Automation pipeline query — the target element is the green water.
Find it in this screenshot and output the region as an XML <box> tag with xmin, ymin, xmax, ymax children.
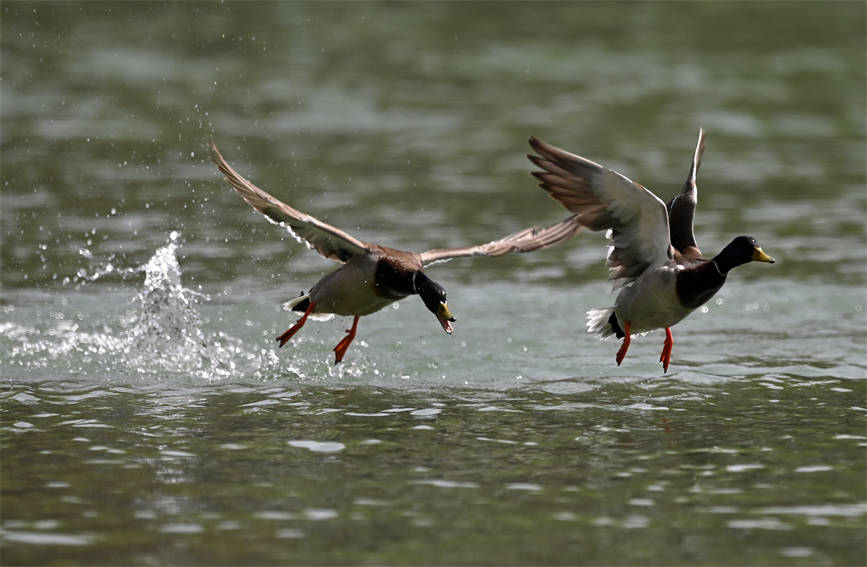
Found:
<box><xmin>2</xmin><ymin>2</ymin><xmax>865</xmax><ymax>565</ymax></box>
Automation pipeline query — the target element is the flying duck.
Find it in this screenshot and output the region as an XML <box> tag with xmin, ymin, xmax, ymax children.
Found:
<box><xmin>527</xmin><ymin>129</ymin><xmax>775</xmax><ymax>372</ymax></box>
<box><xmin>210</xmin><ymin>139</ymin><xmax>582</xmax><ymax>363</ymax></box>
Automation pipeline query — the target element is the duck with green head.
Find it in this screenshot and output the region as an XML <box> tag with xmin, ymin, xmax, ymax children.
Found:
<box><xmin>528</xmin><ymin>129</ymin><xmax>775</xmax><ymax>372</ymax></box>
<box><xmin>209</xmin><ymin>139</ymin><xmax>582</xmax><ymax>363</ymax></box>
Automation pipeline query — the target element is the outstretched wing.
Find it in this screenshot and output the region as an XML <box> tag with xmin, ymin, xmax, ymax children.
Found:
<box><xmin>417</xmin><ymin>214</ymin><xmax>583</xmax><ymax>266</ymax></box>
<box><xmin>667</xmin><ymin>128</ymin><xmax>705</xmax><ymax>256</ymax></box>
<box><xmin>527</xmin><ymin>136</ymin><xmax>672</xmax><ymax>290</ymax></box>
<box><xmin>209</xmin><ymin>139</ymin><xmax>371</xmax><ymax>263</ymax></box>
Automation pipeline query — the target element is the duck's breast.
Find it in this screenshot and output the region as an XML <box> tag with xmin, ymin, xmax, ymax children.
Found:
<box><xmin>615</xmin><ymin>265</ymin><xmax>696</xmax><ymax>333</ymax></box>
<box><xmin>309</xmin><ymin>255</ymin><xmax>399</xmax><ymax>316</ymax></box>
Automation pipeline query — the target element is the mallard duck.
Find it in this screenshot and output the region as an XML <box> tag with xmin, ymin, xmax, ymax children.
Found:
<box><xmin>527</xmin><ymin>129</ymin><xmax>774</xmax><ymax>372</ymax></box>
<box><xmin>210</xmin><ymin>139</ymin><xmax>582</xmax><ymax>363</ymax></box>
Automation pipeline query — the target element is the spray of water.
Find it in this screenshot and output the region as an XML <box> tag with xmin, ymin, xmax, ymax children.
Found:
<box><xmin>3</xmin><ymin>231</ymin><xmax>291</xmax><ymax>382</ymax></box>
<box><xmin>122</xmin><ymin>231</ymin><xmax>211</xmax><ymax>370</ymax></box>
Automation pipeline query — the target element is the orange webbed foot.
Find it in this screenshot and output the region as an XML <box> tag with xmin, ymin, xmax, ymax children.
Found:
<box><xmin>615</xmin><ymin>321</ymin><xmax>631</xmax><ymax>366</ymax></box>
<box><xmin>277</xmin><ymin>301</ymin><xmax>317</xmax><ymax>347</ymax></box>
<box><xmin>333</xmin><ymin>316</ymin><xmax>360</xmax><ymax>364</ymax></box>
<box><xmin>659</xmin><ymin>327</ymin><xmax>673</xmax><ymax>373</ymax></box>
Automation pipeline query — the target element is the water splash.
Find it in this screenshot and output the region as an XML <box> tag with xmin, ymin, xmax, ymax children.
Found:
<box><xmin>3</xmin><ymin>231</ymin><xmax>287</xmax><ymax>382</ymax></box>
<box><xmin>120</xmin><ymin>231</ymin><xmax>228</xmax><ymax>378</ymax></box>
<box><xmin>124</xmin><ymin>231</ymin><xmax>207</xmax><ymax>359</ymax></box>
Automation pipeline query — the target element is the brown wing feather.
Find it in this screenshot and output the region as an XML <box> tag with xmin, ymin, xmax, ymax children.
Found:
<box><xmin>209</xmin><ymin>139</ymin><xmax>371</xmax><ymax>263</ymax></box>
<box><xmin>418</xmin><ymin>214</ymin><xmax>582</xmax><ymax>266</ymax></box>
<box><xmin>528</xmin><ymin>136</ymin><xmax>673</xmax><ymax>290</ymax></box>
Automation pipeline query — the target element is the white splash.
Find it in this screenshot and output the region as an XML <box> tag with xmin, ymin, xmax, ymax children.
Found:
<box><xmin>4</xmin><ymin>231</ymin><xmax>288</xmax><ymax>382</ymax></box>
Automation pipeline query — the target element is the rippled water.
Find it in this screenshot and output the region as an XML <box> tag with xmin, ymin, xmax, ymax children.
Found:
<box><xmin>2</xmin><ymin>3</ymin><xmax>866</xmax><ymax>565</ymax></box>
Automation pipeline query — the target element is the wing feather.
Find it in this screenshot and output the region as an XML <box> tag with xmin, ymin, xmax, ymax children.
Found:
<box><xmin>209</xmin><ymin>139</ymin><xmax>371</xmax><ymax>263</ymax></box>
<box><xmin>528</xmin><ymin>136</ymin><xmax>672</xmax><ymax>289</ymax></box>
<box><xmin>667</xmin><ymin>128</ymin><xmax>705</xmax><ymax>255</ymax></box>
<box><xmin>418</xmin><ymin>214</ymin><xmax>582</xmax><ymax>266</ymax></box>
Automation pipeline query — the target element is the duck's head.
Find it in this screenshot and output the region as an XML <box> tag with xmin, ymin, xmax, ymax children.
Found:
<box><xmin>716</xmin><ymin>236</ymin><xmax>775</xmax><ymax>273</ymax></box>
<box><xmin>414</xmin><ymin>272</ymin><xmax>455</xmax><ymax>334</ymax></box>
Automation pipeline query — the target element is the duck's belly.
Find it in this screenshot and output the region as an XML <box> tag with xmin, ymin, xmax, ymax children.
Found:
<box><xmin>309</xmin><ymin>261</ymin><xmax>402</xmax><ymax>317</ymax></box>
<box><xmin>614</xmin><ymin>269</ymin><xmax>694</xmax><ymax>333</ymax></box>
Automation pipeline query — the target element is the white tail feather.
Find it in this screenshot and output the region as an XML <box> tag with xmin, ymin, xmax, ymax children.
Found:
<box><xmin>586</xmin><ymin>307</ymin><xmax>616</xmax><ymax>339</ymax></box>
<box><xmin>283</xmin><ymin>294</ymin><xmax>308</xmax><ymax>311</ymax></box>
<box><xmin>282</xmin><ymin>293</ymin><xmax>334</xmax><ymax>322</ymax></box>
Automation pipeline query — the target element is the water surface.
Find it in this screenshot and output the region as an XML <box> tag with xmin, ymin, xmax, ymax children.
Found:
<box><xmin>2</xmin><ymin>3</ymin><xmax>865</xmax><ymax>565</ymax></box>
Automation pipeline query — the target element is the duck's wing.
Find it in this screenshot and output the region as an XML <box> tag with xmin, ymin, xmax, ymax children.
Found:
<box><xmin>418</xmin><ymin>214</ymin><xmax>583</xmax><ymax>267</ymax></box>
<box><xmin>666</xmin><ymin>128</ymin><xmax>705</xmax><ymax>256</ymax></box>
<box><xmin>528</xmin><ymin>137</ymin><xmax>673</xmax><ymax>290</ymax></box>
<box><xmin>209</xmin><ymin>139</ymin><xmax>371</xmax><ymax>263</ymax></box>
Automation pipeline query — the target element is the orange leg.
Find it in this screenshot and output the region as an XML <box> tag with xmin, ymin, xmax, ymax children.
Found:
<box><xmin>660</xmin><ymin>327</ymin><xmax>673</xmax><ymax>373</ymax></box>
<box><xmin>276</xmin><ymin>301</ymin><xmax>317</xmax><ymax>347</ymax></box>
<box><xmin>615</xmin><ymin>321</ymin><xmax>631</xmax><ymax>366</ymax></box>
<box><xmin>333</xmin><ymin>316</ymin><xmax>360</xmax><ymax>364</ymax></box>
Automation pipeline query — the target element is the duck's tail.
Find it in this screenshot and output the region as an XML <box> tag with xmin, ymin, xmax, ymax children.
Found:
<box><xmin>586</xmin><ymin>307</ymin><xmax>625</xmax><ymax>339</ymax></box>
<box><xmin>283</xmin><ymin>292</ymin><xmax>334</xmax><ymax>321</ymax></box>
<box><xmin>284</xmin><ymin>293</ymin><xmax>311</xmax><ymax>313</ymax></box>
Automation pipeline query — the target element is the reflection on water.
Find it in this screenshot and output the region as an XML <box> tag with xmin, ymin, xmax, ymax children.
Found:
<box><xmin>2</xmin><ymin>381</ymin><xmax>865</xmax><ymax>565</ymax></box>
<box><xmin>1</xmin><ymin>1</ymin><xmax>865</xmax><ymax>565</ymax></box>
<box><xmin>1</xmin><ymin>241</ymin><xmax>865</xmax><ymax>563</ymax></box>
